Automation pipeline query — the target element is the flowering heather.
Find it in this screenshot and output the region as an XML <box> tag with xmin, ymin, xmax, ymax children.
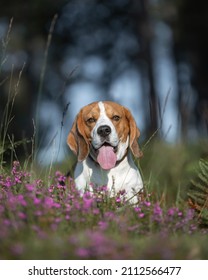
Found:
<box><xmin>0</xmin><ymin>161</ymin><xmax>208</xmax><ymax>259</ymax></box>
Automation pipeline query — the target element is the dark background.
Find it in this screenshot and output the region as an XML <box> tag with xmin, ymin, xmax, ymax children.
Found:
<box><xmin>0</xmin><ymin>0</ymin><xmax>207</xmax><ymax>164</ymax></box>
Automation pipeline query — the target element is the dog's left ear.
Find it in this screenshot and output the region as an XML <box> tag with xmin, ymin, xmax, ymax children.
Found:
<box><xmin>123</xmin><ymin>107</ymin><xmax>143</xmax><ymax>158</ymax></box>
<box><xmin>67</xmin><ymin>111</ymin><xmax>89</xmax><ymax>162</ymax></box>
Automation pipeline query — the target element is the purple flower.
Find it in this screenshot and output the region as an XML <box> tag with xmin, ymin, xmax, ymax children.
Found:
<box><xmin>53</xmin><ymin>202</ymin><xmax>61</xmax><ymax>208</ymax></box>
<box><xmin>144</xmin><ymin>201</ymin><xmax>151</xmax><ymax>207</ymax></box>
<box><xmin>116</xmin><ymin>197</ymin><xmax>121</xmax><ymax>203</ymax></box>
<box><xmin>138</xmin><ymin>212</ymin><xmax>145</xmax><ymax>218</ymax></box>
<box><xmin>3</xmin><ymin>219</ymin><xmax>11</xmax><ymax>226</ymax></box>
<box><xmin>44</xmin><ymin>197</ymin><xmax>54</xmax><ymax>208</ymax></box>
<box><xmin>34</xmin><ymin>210</ymin><xmax>43</xmax><ymax>216</ymax></box>
<box><xmin>11</xmin><ymin>243</ymin><xmax>24</xmax><ymax>256</ymax></box>
<box><xmin>4</xmin><ymin>177</ymin><xmax>14</xmax><ymax>188</ymax></box>
<box><xmin>83</xmin><ymin>197</ymin><xmax>93</xmax><ymax>210</ymax></box>
<box><xmin>17</xmin><ymin>194</ymin><xmax>27</xmax><ymax>206</ymax></box>
<box><xmin>33</xmin><ymin>197</ymin><xmax>41</xmax><ymax>205</ymax></box>
<box><xmin>54</xmin><ymin>217</ymin><xmax>62</xmax><ymax>223</ymax></box>
<box><xmin>154</xmin><ymin>203</ymin><xmax>163</xmax><ymax>216</ymax></box>
<box><xmin>98</xmin><ymin>221</ymin><xmax>108</xmax><ymax>230</ymax></box>
<box><xmin>104</xmin><ymin>211</ymin><xmax>116</xmax><ymax>219</ymax></box>
<box><xmin>76</xmin><ymin>248</ymin><xmax>89</xmax><ymax>258</ymax></box>
<box><xmin>185</xmin><ymin>208</ymin><xmax>195</xmax><ymax>220</ymax></box>
<box><xmin>134</xmin><ymin>207</ymin><xmax>141</xmax><ymax>212</ymax></box>
<box><xmin>18</xmin><ymin>212</ymin><xmax>27</xmax><ymax>219</ymax></box>
<box><xmin>167</xmin><ymin>207</ymin><xmax>176</xmax><ymax>216</ymax></box>
<box><xmin>14</xmin><ymin>176</ymin><xmax>22</xmax><ymax>184</ymax></box>
<box><xmin>48</xmin><ymin>185</ymin><xmax>54</xmax><ymax>193</ymax></box>
<box><xmin>11</xmin><ymin>161</ymin><xmax>20</xmax><ymax>174</ymax></box>
<box><xmin>119</xmin><ymin>189</ymin><xmax>126</xmax><ymax>196</ymax></box>
<box><xmin>152</xmin><ymin>203</ymin><xmax>163</xmax><ymax>222</ymax></box>
<box><xmin>65</xmin><ymin>203</ymin><xmax>72</xmax><ymax>211</ymax></box>
<box><xmin>92</xmin><ymin>209</ymin><xmax>100</xmax><ymax>215</ymax></box>
<box><xmin>65</xmin><ymin>214</ymin><xmax>70</xmax><ymax>220</ymax></box>
<box><xmin>35</xmin><ymin>179</ymin><xmax>43</xmax><ymax>186</ymax></box>
<box><xmin>97</xmin><ymin>185</ymin><xmax>108</xmax><ymax>192</ymax></box>
<box><xmin>25</xmin><ymin>184</ymin><xmax>35</xmax><ymax>191</ymax></box>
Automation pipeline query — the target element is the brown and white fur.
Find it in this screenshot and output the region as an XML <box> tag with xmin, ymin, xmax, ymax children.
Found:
<box><xmin>67</xmin><ymin>101</ymin><xmax>143</xmax><ymax>202</ymax></box>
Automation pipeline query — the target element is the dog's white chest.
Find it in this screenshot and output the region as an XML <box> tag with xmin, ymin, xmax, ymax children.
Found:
<box><xmin>74</xmin><ymin>152</ymin><xmax>143</xmax><ymax>199</ymax></box>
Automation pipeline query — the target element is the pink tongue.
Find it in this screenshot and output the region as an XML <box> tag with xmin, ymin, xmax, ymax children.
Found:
<box><xmin>97</xmin><ymin>145</ymin><xmax>117</xmax><ymax>170</ymax></box>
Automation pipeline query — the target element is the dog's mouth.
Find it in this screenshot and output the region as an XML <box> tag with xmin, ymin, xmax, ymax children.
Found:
<box><xmin>91</xmin><ymin>143</ymin><xmax>118</xmax><ymax>170</ymax></box>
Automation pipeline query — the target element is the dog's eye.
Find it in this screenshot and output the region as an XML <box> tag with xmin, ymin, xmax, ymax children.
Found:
<box><xmin>87</xmin><ymin>117</ymin><xmax>96</xmax><ymax>124</ymax></box>
<box><xmin>112</xmin><ymin>115</ymin><xmax>120</xmax><ymax>121</ymax></box>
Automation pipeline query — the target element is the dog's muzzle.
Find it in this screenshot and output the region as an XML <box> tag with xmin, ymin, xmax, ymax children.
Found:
<box><xmin>90</xmin><ymin>125</ymin><xmax>118</xmax><ymax>170</ymax></box>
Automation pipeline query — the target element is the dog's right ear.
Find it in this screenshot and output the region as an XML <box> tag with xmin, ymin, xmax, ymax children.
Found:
<box><xmin>123</xmin><ymin>106</ymin><xmax>143</xmax><ymax>159</ymax></box>
<box><xmin>67</xmin><ymin>112</ymin><xmax>89</xmax><ymax>162</ymax></box>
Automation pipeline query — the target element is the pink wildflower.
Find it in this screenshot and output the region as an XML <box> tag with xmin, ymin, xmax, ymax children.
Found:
<box><xmin>18</xmin><ymin>212</ymin><xmax>27</xmax><ymax>219</ymax></box>
<box><xmin>76</xmin><ymin>248</ymin><xmax>89</xmax><ymax>258</ymax></box>
<box><xmin>25</xmin><ymin>184</ymin><xmax>34</xmax><ymax>191</ymax></box>
<box><xmin>138</xmin><ymin>212</ymin><xmax>145</xmax><ymax>218</ymax></box>
<box><xmin>144</xmin><ymin>201</ymin><xmax>151</xmax><ymax>207</ymax></box>
<box><xmin>98</xmin><ymin>221</ymin><xmax>108</xmax><ymax>230</ymax></box>
<box><xmin>134</xmin><ymin>206</ymin><xmax>142</xmax><ymax>212</ymax></box>
<box><xmin>33</xmin><ymin>197</ymin><xmax>41</xmax><ymax>205</ymax></box>
<box><xmin>167</xmin><ymin>208</ymin><xmax>176</xmax><ymax>216</ymax></box>
<box><xmin>116</xmin><ymin>197</ymin><xmax>121</xmax><ymax>203</ymax></box>
<box><xmin>17</xmin><ymin>194</ymin><xmax>27</xmax><ymax>206</ymax></box>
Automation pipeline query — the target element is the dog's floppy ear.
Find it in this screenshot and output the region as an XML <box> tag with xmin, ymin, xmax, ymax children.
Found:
<box><xmin>67</xmin><ymin>111</ymin><xmax>89</xmax><ymax>162</ymax></box>
<box><xmin>123</xmin><ymin>107</ymin><xmax>143</xmax><ymax>158</ymax></box>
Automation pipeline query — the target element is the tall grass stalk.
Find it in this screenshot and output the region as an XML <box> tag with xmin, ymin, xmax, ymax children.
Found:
<box><xmin>34</xmin><ymin>14</ymin><xmax>58</xmax><ymax>160</ymax></box>
<box><xmin>0</xmin><ymin>19</ymin><xmax>12</xmax><ymax>166</ymax></box>
<box><xmin>0</xmin><ymin>61</ymin><xmax>25</xmax><ymax>166</ymax></box>
<box><xmin>0</xmin><ymin>18</ymin><xmax>13</xmax><ymax>74</ymax></box>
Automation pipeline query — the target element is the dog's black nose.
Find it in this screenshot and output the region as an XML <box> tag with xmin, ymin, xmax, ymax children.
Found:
<box><xmin>97</xmin><ymin>125</ymin><xmax>111</xmax><ymax>137</ymax></box>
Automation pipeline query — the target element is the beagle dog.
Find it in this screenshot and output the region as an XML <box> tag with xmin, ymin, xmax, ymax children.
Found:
<box><xmin>67</xmin><ymin>101</ymin><xmax>143</xmax><ymax>202</ymax></box>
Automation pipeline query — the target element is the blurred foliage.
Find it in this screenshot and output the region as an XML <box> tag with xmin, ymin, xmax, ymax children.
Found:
<box><xmin>188</xmin><ymin>159</ymin><xmax>208</xmax><ymax>227</ymax></box>
<box><xmin>140</xmin><ymin>140</ymin><xmax>207</xmax><ymax>202</ymax></box>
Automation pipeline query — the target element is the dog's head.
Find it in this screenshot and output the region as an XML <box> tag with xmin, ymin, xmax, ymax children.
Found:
<box><xmin>67</xmin><ymin>101</ymin><xmax>143</xmax><ymax>170</ymax></box>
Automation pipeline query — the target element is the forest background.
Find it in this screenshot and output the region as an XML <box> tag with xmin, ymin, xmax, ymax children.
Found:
<box><xmin>0</xmin><ymin>0</ymin><xmax>207</xmax><ymax>164</ymax></box>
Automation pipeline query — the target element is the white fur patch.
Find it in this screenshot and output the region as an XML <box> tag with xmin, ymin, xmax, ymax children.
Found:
<box><xmin>91</xmin><ymin>102</ymin><xmax>119</xmax><ymax>149</ymax></box>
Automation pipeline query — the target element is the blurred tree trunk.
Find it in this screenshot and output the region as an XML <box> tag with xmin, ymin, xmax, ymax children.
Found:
<box><xmin>169</xmin><ymin>0</ymin><xmax>208</xmax><ymax>139</ymax></box>
<box><xmin>173</xmin><ymin>46</ymin><xmax>189</xmax><ymax>140</ymax></box>
<box><xmin>133</xmin><ymin>0</ymin><xmax>158</xmax><ymax>137</ymax></box>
